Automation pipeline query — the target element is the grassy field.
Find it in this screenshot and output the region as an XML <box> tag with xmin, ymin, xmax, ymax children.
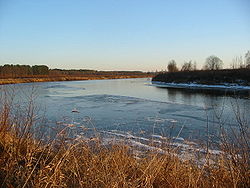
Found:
<box><xmin>0</xmin><ymin>89</ymin><xmax>249</xmax><ymax>187</ymax></box>
<box><xmin>0</xmin><ymin>74</ymin><xmax>152</xmax><ymax>85</ymax></box>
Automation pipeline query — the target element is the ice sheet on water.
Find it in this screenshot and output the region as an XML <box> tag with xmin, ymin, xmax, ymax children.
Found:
<box><xmin>45</xmin><ymin>84</ymin><xmax>86</xmax><ymax>90</ymax></box>
<box><xmin>151</xmin><ymin>135</ymin><xmax>166</xmax><ymax>139</ymax></box>
<box><xmin>147</xmin><ymin>117</ymin><xmax>178</xmax><ymax>123</ymax></box>
<box><xmin>101</xmin><ymin>130</ymin><xmax>224</xmax><ymax>161</ymax></box>
<box><xmin>45</xmin><ymin>84</ymin><xmax>69</xmax><ymax>89</ymax></box>
<box><xmin>66</xmin><ymin>94</ymin><xmax>145</xmax><ymax>105</ymax></box>
<box><xmin>152</xmin><ymin>81</ymin><xmax>250</xmax><ymax>91</ymax></box>
<box><xmin>129</xmin><ymin>140</ymin><xmax>166</xmax><ymax>154</ymax></box>
<box><xmin>102</xmin><ymin>130</ymin><xmax>150</xmax><ymax>142</ymax></box>
<box><xmin>172</xmin><ymin>137</ymin><xmax>185</xmax><ymax>142</ymax></box>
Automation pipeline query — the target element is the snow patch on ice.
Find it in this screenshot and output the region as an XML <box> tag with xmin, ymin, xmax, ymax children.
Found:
<box><xmin>151</xmin><ymin>81</ymin><xmax>250</xmax><ymax>91</ymax></box>
<box><xmin>147</xmin><ymin>117</ymin><xmax>178</xmax><ymax>123</ymax></box>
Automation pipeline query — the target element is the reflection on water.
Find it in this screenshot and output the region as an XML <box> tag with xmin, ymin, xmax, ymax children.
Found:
<box><xmin>1</xmin><ymin>78</ymin><xmax>249</xmax><ymax>144</ymax></box>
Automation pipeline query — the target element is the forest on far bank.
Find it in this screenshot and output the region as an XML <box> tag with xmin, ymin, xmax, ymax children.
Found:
<box><xmin>0</xmin><ymin>64</ymin><xmax>150</xmax><ymax>79</ymax></box>
<box><xmin>153</xmin><ymin>52</ymin><xmax>250</xmax><ymax>85</ymax></box>
<box><xmin>152</xmin><ymin>68</ymin><xmax>250</xmax><ymax>85</ymax></box>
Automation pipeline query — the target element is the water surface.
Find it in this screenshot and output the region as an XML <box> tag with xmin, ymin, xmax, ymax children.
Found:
<box><xmin>2</xmin><ymin>78</ymin><xmax>249</xmax><ymax>145</ymax></box>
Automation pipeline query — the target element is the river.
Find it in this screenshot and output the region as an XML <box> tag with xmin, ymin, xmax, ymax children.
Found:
<box><xmin>1</xmin><ymin>78</ymin><xmax>249</xmax><ymax>149</ymax></box>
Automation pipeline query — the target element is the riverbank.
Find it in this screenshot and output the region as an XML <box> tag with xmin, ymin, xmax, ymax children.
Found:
<box><xmin>0</xmin><ymin>74</ymin><xmax>153</xmax><ymax>85</ymax></box>
<box><xmin>0</xmin><ymin>121</ymin><xmax>249</xmax><ymax>187</ymax></box>
<box><xmin>152</xmin><ymin>81</ymin><xmax>250</xmax><ymax>96</ymax></box>
<box><xmin>152</xmin><ymin>69</ymin><xmax>250</xmax><ymax>85</ymax></box>
<box><xmin>152</xmin><ymin>69</ymin><xmax>250</xmax><ymax>95</ymax></box>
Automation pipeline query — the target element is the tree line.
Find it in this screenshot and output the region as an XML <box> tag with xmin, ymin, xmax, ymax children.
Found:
<box><xmin>0</xmin><ymin>64</ymin><xmax>149</xmax><ymax>79</ymax></box>
<box><xmin>0</xmin><ymin>64</ymin><xmax>49</xmax><ymax>78</ymax></box>
<box><xmin>166</xmin><ymin>51</ymin><xmax>250</xmax><ymax>72</ymax></box>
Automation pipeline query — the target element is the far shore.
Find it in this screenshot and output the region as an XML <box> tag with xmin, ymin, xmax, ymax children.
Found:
<box><xmin>0</xmin><ymin>75</ymin><xmax>153</xmax><ymax>85</ymax></box>
<box><xmin>152</xmin><ymin>69</ymin><xmax>250</xmax><ymax>95</ymax></box>
<box><xmin>151</xmin><ymin>81</ymin><xmax>250</xmax><ymax>96</ymax></box>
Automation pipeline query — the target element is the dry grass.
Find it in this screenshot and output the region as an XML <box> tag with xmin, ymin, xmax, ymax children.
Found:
<box><xmin>0</xmin><ymin>91</ymin><xmax>249</xmax><ymax>188</ymax></box>
<box><xmin>0</xmin><ymin>74</ymin><xmax>152</xmax><ymax>85</ymax></box>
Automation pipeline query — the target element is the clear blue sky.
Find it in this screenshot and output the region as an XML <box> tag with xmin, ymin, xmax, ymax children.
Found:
<box><xmin>0</xmin><ymin>0</ymin><xmax>249</xmax><ymax>71</ymax></box>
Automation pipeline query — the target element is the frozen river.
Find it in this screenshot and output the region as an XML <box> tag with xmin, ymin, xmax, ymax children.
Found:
<box><xmin>2</xmin><ymin>78</ymin><xmax>250</xmax><ymax>148</ymax></box>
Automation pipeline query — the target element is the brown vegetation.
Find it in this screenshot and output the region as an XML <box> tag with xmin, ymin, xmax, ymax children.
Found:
<box><xmin>0</xmin><ymin>88</ymin><xmax>249</xmax><ymax>187</ymax></box>
<box><xmin>0</xmin><ymin>74</ymin><xmax>152</xmax><ymax>85</ymax></box>
<box><xmin>0</xmin><ymin>64</ymin><xmax>153</xmax><ymax>85</ymax></box>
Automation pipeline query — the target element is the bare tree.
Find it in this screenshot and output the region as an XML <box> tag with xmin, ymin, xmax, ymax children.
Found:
<box><xmin>181</xmin><ymin>60</ymin><xmax>196</xmax><ymax>71</ymax></box>
<box><xmin>231</xmin><ymin>56</ymin><xmax>244</xmax><ymax>69</ymax></box>
<box><xmin>204</xmin><ymin>55</ymin><xmax>223</xmax><ymax>70</ymax></box>
<box><xmin>245</xmin><ymin>50</ymin><xmax>250</xmax><ymax>68</ymax></box>
<box><xmin>167</xmin><ymin>60</ymin><xmax>178</xmax><ymax>72</ymax></box>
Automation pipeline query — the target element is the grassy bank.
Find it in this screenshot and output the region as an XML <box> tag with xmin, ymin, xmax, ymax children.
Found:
<box><xmin>152</xmin><ymin>69</ymin><xmax>250</xmax><ymax>85</ymax></box>
<box><xmin>0</xmin><ymin>74</ymin><xmax>152</xmax><ymax>85</ymax></box>
<box><xmin>0</xmin><ymin>89</ymin><xmax>249</xmax><ymax>187</ymax></box>
<box><xmin>1</xmin><ymin>129</ymin><xmax>249</xmax><ymax>187</ymax></box>
<box><xmin>1</xmin><ymin>134</ymin><xmax>249</xmax><ymax>188</ymax></box>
